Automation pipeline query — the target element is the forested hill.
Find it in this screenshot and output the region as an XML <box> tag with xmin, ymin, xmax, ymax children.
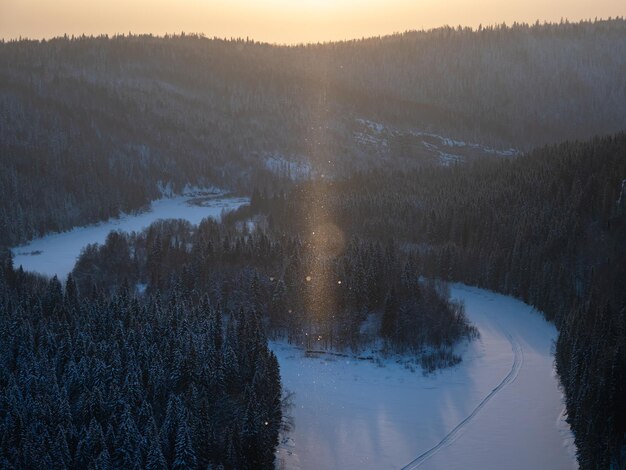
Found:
<box><xmin>2</xmin><ymin>18</ymin><xmax>626</xmax><ymax>246</ymax></box>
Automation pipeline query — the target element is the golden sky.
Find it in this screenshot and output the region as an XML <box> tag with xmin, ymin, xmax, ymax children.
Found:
<box><xmin>1</xmin><ymin>0</ymin><xmax>624</xmax><ymax>44</ymax></box>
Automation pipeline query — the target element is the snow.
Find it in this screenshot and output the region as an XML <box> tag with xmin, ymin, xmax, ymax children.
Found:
<box><xmin>356</xmin><ymin>118</ymin><xmax>386</xmax><ymax>134</ymax></box>
<box><xmin>441</xmin><ymin>137</ymin><xmax>467</xmax><ymax>148</ymax></box>
<box><xmin>354</xmin><ymin>131</ymin><xmax>388</xmax><ymax>148</ymax></box>
<box><xmin>411</xmin><ymin>130</ymin><xmax>521</xmax><ymax>158</ymax></box>
<box><xmin>272</xmin><ymin>284</ymin><xmax>577</xmax><ymax>470</ymax></box>
<box><xmin>11</xmin><ymin>192</ymin><xmax>248</xmax><ymax>280</ymax></box>
<box><xmin>263</xmin><ymin>154</ymin><xmax>312</xmax><ymax>180</ymax></box>
<box><xmin>354</xmin><ymin>119</ymin><xmax>389</xmax><ymax>148</ymax></box>
<box><xmin>438</xmin><ymin>152</ymin><xmax>465</xmax><ymax>166</ymax></box>
<box><xmin>483</xmin><ymin>147</ymin><xmax>520</xmax><ymax>157</ymax></box>
<box><xmin>353</xmin><ymin>117</ymin><xmax>520</xmax><ymax>162</ymax></box>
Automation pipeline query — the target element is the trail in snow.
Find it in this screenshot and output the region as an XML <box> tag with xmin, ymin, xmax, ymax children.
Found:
<box><xmin>401</xmin><ymin>331</ymin><xmax>524</xmax><ymax>469</ymax></box>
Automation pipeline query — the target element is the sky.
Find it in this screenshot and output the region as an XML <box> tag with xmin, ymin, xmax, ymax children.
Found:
<box><xmin>1</xmin><ymin>0</ymin><xmax>624</xmax><ymax>44</ymax></box>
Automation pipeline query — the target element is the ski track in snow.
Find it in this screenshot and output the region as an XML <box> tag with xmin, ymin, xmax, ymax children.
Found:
<box><xmin>401</xmin><ymin>329</ymin><xmax>524</xmax><ymax>469</ymax></box>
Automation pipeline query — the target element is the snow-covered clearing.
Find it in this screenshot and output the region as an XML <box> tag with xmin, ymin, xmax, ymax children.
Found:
<box><xmin>273</xmin><ymin>284</ymin><xmax>577</xmax><ymax>470</ymax></box>
<box><xmin>353</xmin><ymin>118</ymin><xmax>520</xmax><ymax>166</ymax></box>
<box><xmin>11</xmin><ymin>193</ymin><xmax>248</xmax><ymax>280</ymax></box>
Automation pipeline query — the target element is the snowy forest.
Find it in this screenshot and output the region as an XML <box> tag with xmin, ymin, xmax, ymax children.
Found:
<box><xmin>1</xmin><ymin>17</ymin><xmax>626</xmax><ymax>470</ymax></box>
<box><xmin>71</xmin><ymin>220</ymin><xmax>476</xmax><ymax>360</ymax></box>
<box><xmin>0</xmin><ymin>254</ymin><xmax>282</xmax><ymax>469</ymax></box>
<box><xmin>1</xmin><ymin>19</ymin><xmax>626</xmax><ymax>245</ymax></box>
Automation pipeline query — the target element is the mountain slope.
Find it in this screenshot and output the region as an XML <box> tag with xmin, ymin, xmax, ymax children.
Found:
<box><xmin>2</xmin><ymin>19</ymin><xmax>626</xmax><ymax>245</ymax></box>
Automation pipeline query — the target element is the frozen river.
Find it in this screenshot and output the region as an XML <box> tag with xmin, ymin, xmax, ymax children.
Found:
<box><xmin>272</xmin><ymin>285</ymin><xmax>577</xmax><ymax>469</ymax></box>
<box><xmin>11</xmin><ymin>192</ymin><xmax>248</xmax><ymax>279</ymax></box>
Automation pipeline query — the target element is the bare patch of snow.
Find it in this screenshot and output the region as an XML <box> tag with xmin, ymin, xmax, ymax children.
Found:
<box><xmin>483</xmin><ymin>147</ymin><xmax>520</xmax><ymax>157</ymax></box>
<box><xmin>618</xmin><ymin>179</ymin><xmax>626</xmax><ymax>205</ymax></box>
<box><xmin>356</xmin><ymin>118</ymin><xmax>386</xmax><ymax>134</ymax></box>
<box><xmin>157</xmin><ymin>180</ymin><xmax>175</xmax><ymax>198</ymax></box>
<box><xmin>410</xmin><ymin>130</ymin><xmax>520</xmax><ymax>158</ymax></box>
<box><xmin>439</xmin><ymin>153</ymin><xmax>465</xmax><ymax>166</ymax></box>
<box><xmin>180</xmin><ymin>184</ymin><xmax>224</xmax><ymax>196</ymax></box>
<box><xmin>353</xmin><ymin>118</ymin><xmax>520</xmax><ymax>162</ymax></box>
<box><xmin>353</xmin><ymin>131</ymin><xmax>388</xmax><ymax>147</ymax></box>
<box><xmin>263</xmin><ymin>154</ymin><xmax>312</xmax><ymax>181</ymax></box>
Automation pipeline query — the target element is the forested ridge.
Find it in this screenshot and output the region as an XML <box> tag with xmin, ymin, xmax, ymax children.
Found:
<box><xmin>2</xmin><ymin>18</ymin><xmax>626</xmax><ymax>245</ymax></box>
<box><xmin>260</xmin><ymin>133</ymin><xmax>626</xmax><ymax>468</ymax></box>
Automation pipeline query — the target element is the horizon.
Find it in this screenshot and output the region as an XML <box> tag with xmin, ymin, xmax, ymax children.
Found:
<box><xmin>2</xmin><ymin>17</ymin><xmax>625</xmax><ymax>46</ymax></box>
<box><xmin>1</xmin><ymin>0</ymin><xmax>625</xmax><ymax>45</ymax></box>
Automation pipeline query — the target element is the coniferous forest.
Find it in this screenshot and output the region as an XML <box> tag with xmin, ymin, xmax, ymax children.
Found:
<box><xmin>71</xmin><ymin>220</ymin><xmax>476</xmax><ymax>359</ymax></box>
<box><xmin>2</xmin><ymin>20</ymin><xmax>626</xmax><ymax>245</ymax></box>
<box><xmin>1</xmin><ymin>18</ymin><xmax>626</xmax><ymax>470</ymax></box>
<box><xmin>0</xmin><ymin>253</ymin><xmax>282</xmax><ymax>469</ymax></box>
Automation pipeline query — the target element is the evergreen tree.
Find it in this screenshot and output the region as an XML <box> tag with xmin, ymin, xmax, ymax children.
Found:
<box><xmin>173</xmin><ymin>420</ymin><xmax>197</xmax><ymax>470</ymax></box>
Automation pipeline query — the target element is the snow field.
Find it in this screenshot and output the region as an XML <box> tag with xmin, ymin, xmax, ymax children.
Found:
<box><xmin>273</xmin><ymin>285</ymin><xmax>577</xmax><ymax>470</ymax></box>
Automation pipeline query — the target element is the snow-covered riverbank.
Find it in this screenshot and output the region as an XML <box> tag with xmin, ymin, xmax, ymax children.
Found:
<box><xmin>11</xmin><ymin>193</ymin><xmax>248</xmax><ymax>279</ymax></box>
<box><xmin>272</xmin><ymin>284</ymin><xmax>577</xmax><ymax>469</ymax></box>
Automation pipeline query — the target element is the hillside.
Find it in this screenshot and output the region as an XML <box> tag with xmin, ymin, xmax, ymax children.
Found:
<box><xmin>2</xmin><ymin>19</ymin><xmax>626</xmax><ymax>245</ymax></box>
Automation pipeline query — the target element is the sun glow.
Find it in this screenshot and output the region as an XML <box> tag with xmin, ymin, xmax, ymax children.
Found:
<box><xmin>1</xmin><ymin>0</ymin><xmax>624</xmax><ymax>44</ymax></box>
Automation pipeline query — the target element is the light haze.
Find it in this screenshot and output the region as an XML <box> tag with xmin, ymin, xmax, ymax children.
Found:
<box><xmin>1</xmin><ymin>0</ymin><xmax>624</xmax><ymax>43</ymax></box>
